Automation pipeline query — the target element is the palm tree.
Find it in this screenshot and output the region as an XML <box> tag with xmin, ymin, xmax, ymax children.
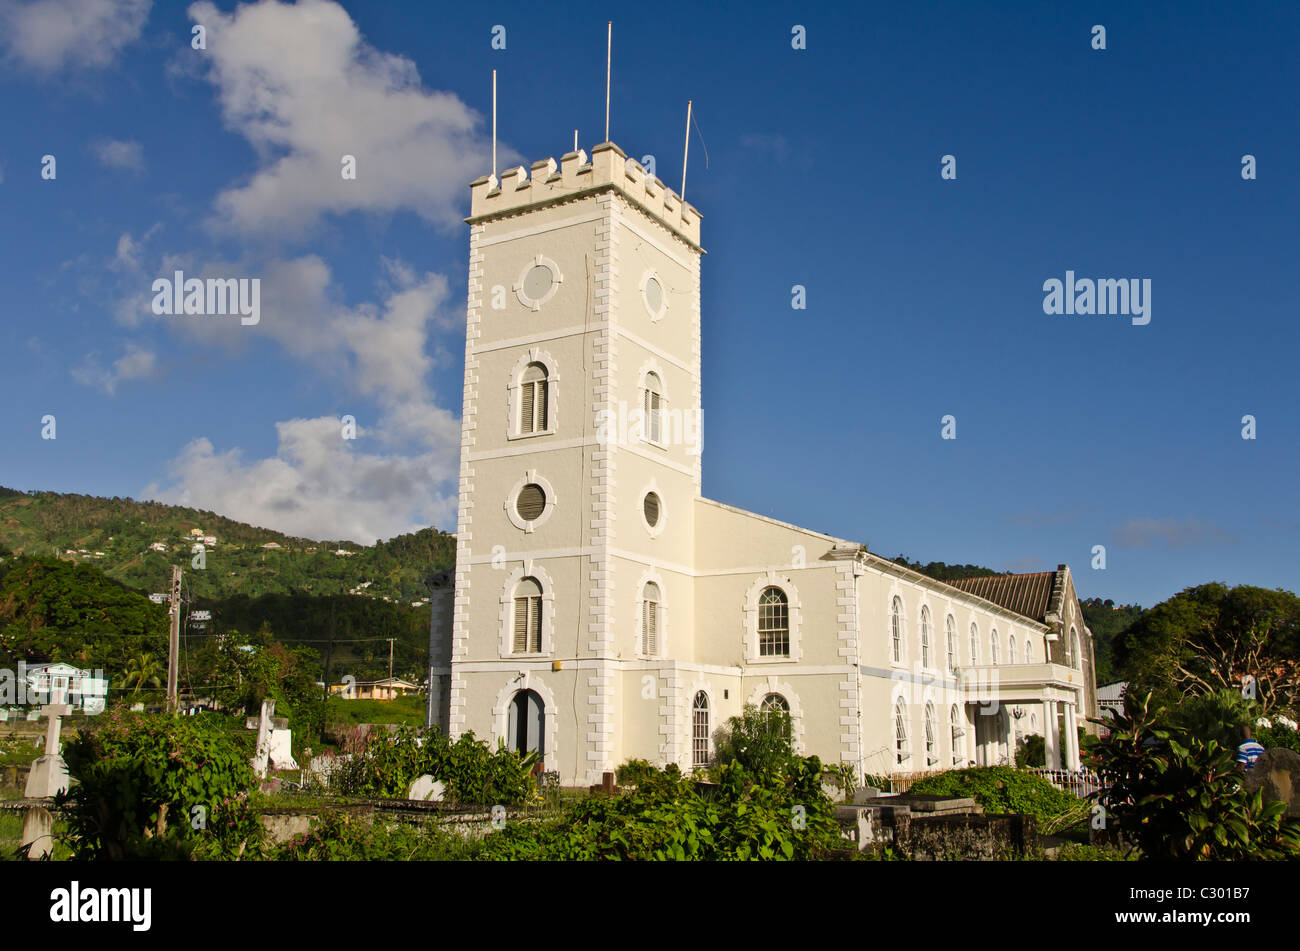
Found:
<box><xmin>121</xmin><ymin>652</ymin><xmax>165</xmax><ymax>696</ymax></box>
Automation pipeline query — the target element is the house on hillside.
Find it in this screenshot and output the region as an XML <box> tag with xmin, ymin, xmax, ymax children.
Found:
<box><xmin>331</xmin><ymin>677</ymin><xmax>421</xmax><ymax>701</ymax></box>
<box><xmin>24</xmin><ymin>663</ymin><xmax>108</xmax><ymax>713</ymax></box>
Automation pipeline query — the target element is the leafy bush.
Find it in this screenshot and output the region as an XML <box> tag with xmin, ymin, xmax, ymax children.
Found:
<box><xmin>479</xmin><ymin>758</ymin><xmax>850</xmax><ymax>861</ymax></box>
<box><xmin>1093</xmin><ymin>691</ymin><xmax>1300</xmax><ymax>860</ymax></box>
<box><xmin>710</xmin><ymin>704</ymin><xmax>799</xmax><ymax>780</ymax></box>
<box><xmin>616</xmin><ymin>758</ymin><xmax>671</xmax><ymax>787</ymax></box>
<box><xmin>1256</xmin><ymin>724</ymin><xmax>1300</xmax><ymax>753</ymax></box>
<box><xmin>59</xmin><ymin>708</ymin><xmax>263</xmax><ymax>860</ymax></box>
<box><xmin>906</xmin><ymin>767</ymin><xmax>1081</xmax><ymax>824</ymax></box>
<box><xmin>269</xmin><ymin>812</ymin><xmax>484</xmax><ymax>861</ymax></box>
<box><xmin>1015</xmin><ymin>734</ymin><xmax>1046</xmax><ymax>768</ymax></box>
<box><xmin>335</xmin><ymin>726</ymin><xmax>536</xmax><ymax>806</ymax></box>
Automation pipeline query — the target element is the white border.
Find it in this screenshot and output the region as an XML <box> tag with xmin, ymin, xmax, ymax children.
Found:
<box><xmin>513</xmin><ymin>253</ymin><xmax>563</xmax><ymax>311</ymax></box>
<box><xmin>640</xmin><ymin>268</ymin><xmax>668</xmax><ymax>322</ymax></box>
<box><xmin>505</xmin><ymin>347</ymin><xmax>559</xmax><ymax>440</ymax></box>
<box><xmin>504</xmin><ymin>470</ymin><xmax>557</xmax><ymax>533</ymax></box>
<box><xmin>743</xmin><ymin>571</ymin><xmax>802</xmax><ymax>664</ymax></box>
<box><xmin>497</xmin><ymin>560</ymin><xmax>557</xmax><ymax>658</ymax></box>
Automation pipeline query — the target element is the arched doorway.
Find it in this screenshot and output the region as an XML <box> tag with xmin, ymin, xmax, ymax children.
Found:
<box><xmin>507</xmin><ymin>689</ymin><xmax>545</xmax><ymax>760</ymax></box>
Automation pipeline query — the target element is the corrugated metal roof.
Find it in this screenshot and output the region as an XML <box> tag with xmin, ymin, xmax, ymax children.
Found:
<box><xmin>945</xmin><ymin>571</ymin><xmax>1057</xmax><ymax>621</ymax></box>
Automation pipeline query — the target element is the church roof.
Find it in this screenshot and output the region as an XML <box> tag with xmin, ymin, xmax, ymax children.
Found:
<box><xmin>944</xmin><ymin>570</ymin><xmax>1058</xmax><ymax>622</ymax></box>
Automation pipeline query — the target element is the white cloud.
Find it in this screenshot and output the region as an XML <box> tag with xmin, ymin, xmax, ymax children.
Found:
<box><xmin>147</xmin><ymin>418</ymin><xmax>458</xmax><ymax>544</ymax></box>
<box><xmin>71</xmin><ymin>342</ymin><xmax>156</xmax><ymax>394</ymax></box>
<box><xmin>0</xmin><ymin>0</ymin><xmax>151</xmax><ymax>74</ymax></box>
<box><xmin>92</xmin><ymin>138</ymin><xmax>144</xmax><ymax>170</ymax></box>
<box><xmin>188</xmin><ymin>0</ymin><xmax>501</xmax><ymax>236</ymax></box>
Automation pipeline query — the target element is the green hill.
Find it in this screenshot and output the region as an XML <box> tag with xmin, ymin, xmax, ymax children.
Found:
<box><xmin>0</xmin><ymin>487</ymin><xmax>454</xmax><ymax>603</ymax></box>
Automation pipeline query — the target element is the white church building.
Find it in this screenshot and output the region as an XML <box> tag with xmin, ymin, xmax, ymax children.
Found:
<box><xmin>427</xmin><ymin>141</ymin><xmax>1098</xmax><ymax>786</ymax></box>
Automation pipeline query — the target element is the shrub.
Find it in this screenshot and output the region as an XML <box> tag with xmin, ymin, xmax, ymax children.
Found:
<box><xmin>1093</xmin><ymin>691</ymin><xmax>1300</xmax><ymax>860</ymax></box>
<box><xmin>1255</xmin><ymin>723</ymin><xmax>1300</xmax><ymax>753</ymax></box>
<box><xmin>1015</xmin><ymin>734</ymin><xmax>1046</xmax><ymax>768</ymax></box>
<box><xmin>269</xmin><ymin>812</ymin><xmax>484</xmax><ymax>861</ymax></box>
<box><xmin>479</xmin><ymin>758</ymin><xmax>850</xmax><ymax>861</ymax></box>
<box><xmin>59</xmin><ymin>709</ymin><xmax>263</xmax><ymax>860</ymax></box>
<box><xmin>337</xmin><ymin>726</ymin><xmax>536</xmax><ymax>806</ymax></box>
<box><xmin>711</xmin><ymin>704</ymin><xmax>798</xmax><ymax>780</ymax></box>
<box><xmin>906</xmin><ymin>767</ymin><xmax>1081</xmax><ymax>824</ymax></box>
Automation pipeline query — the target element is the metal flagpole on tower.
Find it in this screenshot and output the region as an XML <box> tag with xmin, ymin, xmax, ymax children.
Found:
<box><xmin>604</xmin><ymin>21</ymin><xmax>612</xmax><ymax>142</ymax></box>
<box><xmin>681</xmin><ymin>100</ymin><xmax>692</xmax><ymax>199</ymax></box>
<box><xmin>491</xmin><ymin>69</ymin><xmax>498</xmax><ymax>180</ymax></box>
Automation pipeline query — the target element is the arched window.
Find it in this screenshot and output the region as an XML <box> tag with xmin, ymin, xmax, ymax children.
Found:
<box><xmin>643</xmin><ymin>372</ymin><xmax>663</xmax><ymax>444</ymax></box>
<box><xmin>512</xmin><ymin>577</ymin><xmax>542</xmax><ymax>653</ymax></box>
<box><xmin>920</xmin><ymin>606</ymin><xmax>932</xmax><ymax>668</ymax></box>
<box><xmin>758</xmin><ymin>587</ymin><xmax>789</xmax><ymax>657</ymax></box>
<box><xmin>945</xmin><ymin>615</ymin><xmax>958</xmax><ymax>670</ymax></box>
<box><xmin>890</xmin><ymin>597</ymin><xmax>904</xmax><ymax>663</ymax></box>
<box><xmin>950</xmin><ymin>705</ymin><xmax>964</xmax><ymax>766</ymax></box>
<box><xmin>641</xmin><ymin>582</ymin><xmax>661</xmax><ymax>655</ymax></box>
<box><xmin>894</xmin><ymin>699</ymin><xmax>910</xmax><ymax>765</ymax></box>
<box><xmin>761</xmin><ymin>693</ymin><xmax>790</xmax><ymax>714</ymax></box>
<box><xmin>1008</xmin><ymin>634</ymin><xmax>1017</xmax><ymax>665</ymax></box>
<box><xmin>990</xmin><ymin>629</ymin><xmax>1001</xmax><ymax>665</ymax></box>
<box><xmin>519</xmin><ymin>362</ymin><xmax>548</xmax><ymax>434</ymax></box>
<box><xmin>969</xmin><ymin>622</ymin><xmax>980</xmax><ymax>665</ymax></box>
<box><xmin>925</xmin><ymin>703</ymin><xmax>938</xmax><ymax>767</ymax></box>
<box><xmin>692</xmin><ymin>691</ymin><xmax>709</xmax><ymax>767</ymax></box>
<box><xmin>1025</xmin><ymin>639</ymin><xmax>1034</xmax><ymax>664</ymax></box>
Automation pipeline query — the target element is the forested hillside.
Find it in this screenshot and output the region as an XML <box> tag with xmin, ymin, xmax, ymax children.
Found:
<box><xmin>0</xmin><ymin>487</ymin><xmax>454</xmax><ymax>602</ymax></box>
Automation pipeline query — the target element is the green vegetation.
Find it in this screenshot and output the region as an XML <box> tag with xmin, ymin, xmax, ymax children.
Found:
<box><xmin>890</xmin><ymin>556</ymin><xmax>1002</xmax><ymax>582</ymax></box>
<box><xmin>711</xmin><ymin>704</ymin><xmax>799</xmax><ymax>779</ymax></box>
<box><xmin>1115</xmin><ymin>582</ymin><xmax>1300</xmax><ymax>716</ymax></box>
<box><xmin>0</xmin><ymin>487</ymin><xmax>453</xmax><ymax>603</ymax></box>
<box><xmin>906</xmin><ymin>766</ymin><xmax>1081</xmax><ymax>826</ymax></box>
<box><xmin>325</xmin><ymin>694</ymin><xmax>426</xmax><ymax>727</ymax></box>
<box><xmin>269</xmin><ymin>811</ymin><xmax>485</xmax><ymax>861</ymax></box>
<box><xmin>1079</xmin><ymin>597</ymin><xmax>1144</xmax><ymax>685</ymax></box>
<box><xmin>329</xmin><ymin>726</ymin><xmax>537</xmax><ymax>806</ymax></box>
<box><xmin>1093</xmin><ymin>691</ymin><xmax>1300</xmax><ymax>860</ymax></box>
<box><xmin>479</xmin><ymin>759</ymin><xmax>848</xmax><ymax>861</ymax></box>
<box><xmin>59</xmin><ymin>709</ymin><xmax>264</xmax><ymax>860</ymax></box>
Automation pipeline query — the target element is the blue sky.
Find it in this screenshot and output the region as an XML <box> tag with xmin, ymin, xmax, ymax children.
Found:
<box><xmin>0</xmin><ymin>0</ymin><xmax>1296</xmax><ymax>608</ymax></box>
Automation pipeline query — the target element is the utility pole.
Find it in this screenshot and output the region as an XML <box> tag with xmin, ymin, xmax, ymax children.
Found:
<box><xmin>166</xmin><ymin>565</ymin><xmax>182</xmax><ymax>714</ymax></box>
<box><xmin>387</xmin><ymin>638</ymin><xmax>395</xmax><ymax>685</ymax></box>
<box><xmin>322</xmin><ymin>598</ymin><xmax>336</xmax><ymax>702</ymax></box>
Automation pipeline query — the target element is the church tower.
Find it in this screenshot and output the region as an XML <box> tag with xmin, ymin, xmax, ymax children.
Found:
<box><xmin>440</xmin><ymin>142</ymin><xmax>704</xmax><ymax>784</ymax></box>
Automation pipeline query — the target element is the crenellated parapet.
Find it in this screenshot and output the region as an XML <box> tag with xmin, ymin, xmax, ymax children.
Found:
<box><xmin>467</xmin><ymin>141</ymin><xmax>703</xmax><ymax>249</ymax></box>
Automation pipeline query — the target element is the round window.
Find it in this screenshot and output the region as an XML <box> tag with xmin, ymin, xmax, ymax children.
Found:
<box><xmin>516</xmin><ymin>484</ymin><xmax>546</xmax><ymax>522</ymax></box>
<box><xmin>643</xmin><ymin>492</ymin><xmax>661</xmax><ymax>528</ymax></box>
<box><xmin>522</xmin><ymin>264</ymin><xmax>553</xmax><ymax>303</ymax></box>
<box><xmin>644</xmin><ymin>276</ymin><xmax>663</xmax><ymax>315</ymax></box>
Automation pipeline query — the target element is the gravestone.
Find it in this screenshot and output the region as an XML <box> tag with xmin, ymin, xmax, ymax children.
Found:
<box><xmin>408</xmin><ymin>775</ymin><xmax>445</xmax><ymax>802</ymax></box>
<box><xmin>1243</xmin><ymin>748</ymin><xmax>1300</xmax><ymax>818</ymax></box>
<box><xmin>24</xmin><ymin>702</ymin><xmax>70</xmax><ymax>799</ymax></box>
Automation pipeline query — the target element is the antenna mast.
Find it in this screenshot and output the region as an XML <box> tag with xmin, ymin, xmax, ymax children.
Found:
<box><xmin>681</xmin><ymin>99</ymin><xmax>692</xmax><ymax>199</ymax></box>
<box><xmin>604</xmin><ymin>21</ymin><xmax>612</xmax><ymax>142</ymax></box>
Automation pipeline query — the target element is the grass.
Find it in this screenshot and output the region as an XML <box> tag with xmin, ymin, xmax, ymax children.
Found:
<box><xmin>324</xmin><ymin>694</ymin><xmax>426</xmax><ymax>727</ymax></box>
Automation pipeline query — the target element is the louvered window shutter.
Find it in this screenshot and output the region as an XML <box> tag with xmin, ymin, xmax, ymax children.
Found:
<box><xmin>529</xmin><ymin>596</ymin><xmax>542</xmax><ymax>652</ymax></box>
<box><xmin>513</xmin><ymin>597</ymin><xmax>528</xmax><ymax>652</ymax></box>
<box><xmin>535</xmin><ymin>381</ymin><xmax>547</xmax><ymax>431</ymax></box>
<box><xmin>520</xmin><ymin>384</ymin><xmax>535</xmax><ymax>434</ymax></box>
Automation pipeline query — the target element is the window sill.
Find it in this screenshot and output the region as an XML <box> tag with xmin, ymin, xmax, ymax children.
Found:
<box><xmin>507</xmin><ymin>428</ymin><xmax>556</xmax><ymax>442</ymax></box>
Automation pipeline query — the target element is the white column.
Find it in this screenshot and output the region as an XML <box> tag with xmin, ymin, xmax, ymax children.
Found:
<box><xmin>1063</xmin><ymin>704</ymin><xmax>1080</xmax><ymax>771</ymax></box>
<box><xmin>1044</xmin><ymin>700</ymin><xmax>1060</xmax><ymax>769</ymax></box>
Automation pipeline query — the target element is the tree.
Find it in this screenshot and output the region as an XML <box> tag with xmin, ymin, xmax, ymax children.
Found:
<box><xmin>1092</xmin><ymin>691</ymin><xmax>1300</xmax><ymax>860</ymax></box>
<box><xmin>1116</xmin><ymin>583</ymin><xmax>1300</xmax><ymax>716</ymax></box>
<box><xmin>711</xmin><ymin>704</ymin><xmax>797</xmax><ymax>779</ymax></box>
<box><xmin>121</xmin><ymin>652</ymin><xmax>165</xmax><ymax>696</ymax></box>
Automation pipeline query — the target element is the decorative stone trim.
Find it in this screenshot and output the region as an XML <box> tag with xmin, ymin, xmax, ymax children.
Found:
<box><xmin>742</xmin><ymin>570</ymin><xmax>803</xmax><ymax>664</ymax></box>
<box><xmin>491</xmin><ymin>674</ymin><xmax>559</xmax><ymax>771</ymax></box>
<box><xmin>505</xmin><ymin>346</ymin><xmax>559</xmax><ymax>440</ymax></box>
<box><xmin>639</xmin><ymin>267</ymin><xmax>668</xmax><ymax>322</ymax></box>
<box><xmin>497</xmin><ymin>561</ymin><xmax>557</xmax><ymax>658</ymax></box>
<box><xmin>834</xmin><ymin>562</ymin><xmax>862</xmax><ymax>768</ymax></box>
<box><xmin>505</xmin><ymin>469</ymin><xmax>557</xmax><ymax>533</ymax></box>
<box><xmin>448</xmin><ymin>223</ymin><xmax>486</xmax><ymax>738</ymax></box>
<box><xmin>747</xmin><ymin>677</ymin><xmax>805</xmax><ymax>754</ymax></box>
<box><xmin>633</xmin><ymin>565</ymin><xmax>668</xmax><ymax>659</ymax></box>
<box><xmin>513</xmin><ymin>253</ymin><xmax>563</xmax><ymax>311</ymax></box>
<box><xmin>639</xmin><ymin>479</ymin><xmax>666</xmax><ymax>538</ymax></box>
